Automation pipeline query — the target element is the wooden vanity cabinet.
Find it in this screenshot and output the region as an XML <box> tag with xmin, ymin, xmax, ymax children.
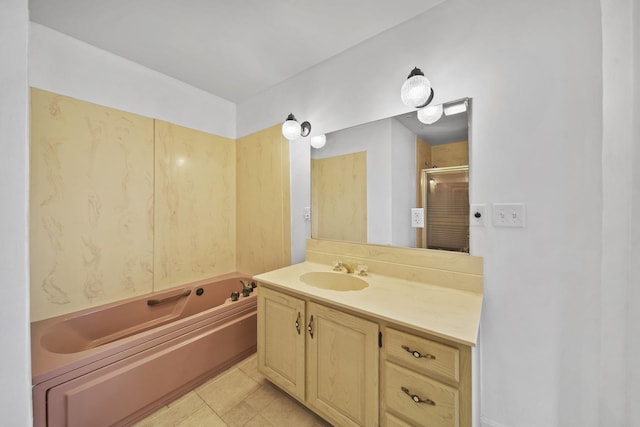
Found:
<box><xmin>258</xmin><ymin>285</ymin><xmax>473</xmax><ymax>427</ymax></box>
<box><xmin>257</xmin><ymin>285</ymin><xmax>379</xmax><ymax>427</ymax></box>
<box><xmin>257</xmin><ymin>286</ymin><xmax>306</xmax><ymax>400</ymax></box>
<box><xmin>381</xmin><ymin>326</ymin><xmax>472</xmax><ymax>427</ymax></box>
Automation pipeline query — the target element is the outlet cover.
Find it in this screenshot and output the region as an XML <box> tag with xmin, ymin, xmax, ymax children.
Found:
<box><xmin>470</xmin><ymin>204</ymin><xmax>487</xmax><ymax>227</ymax></box>
<box><xmin>492</xmin><ymin>203</ymin><xmax>526</xmax><ymax>227</ymax></box>
<box><xmin>411</xmin><ymin>208</ymin><xmax>424</xmax><ymax>228</ymax></box>
<box><xmin>303</xmin><ymin>207</ymin><xmax>311</xmax><ymax>222</ymax></box>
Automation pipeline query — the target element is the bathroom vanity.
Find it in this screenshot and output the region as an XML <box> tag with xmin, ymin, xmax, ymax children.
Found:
<box><xmin>254</xmin><ymin>239</ymin><xmax>483</xmax><ymax>427</ymax></box>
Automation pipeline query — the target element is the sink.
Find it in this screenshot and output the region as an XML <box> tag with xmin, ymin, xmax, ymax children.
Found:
<box><xmin>299</xmin><ymin>272</ymin><xmax>369</xmax><ymax>291</ymax></box>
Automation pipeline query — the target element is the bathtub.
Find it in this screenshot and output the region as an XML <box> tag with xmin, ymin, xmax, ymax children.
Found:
<box><xmin>31</xmin><ymin>272</ymin><xmax>258</xmax><ymax>427</ymax></box>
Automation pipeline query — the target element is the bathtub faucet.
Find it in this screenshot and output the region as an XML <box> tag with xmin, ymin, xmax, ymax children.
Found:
<box><xmin>240</xmin><ymin>280</ymin><xmax>257</xmax><ymax>297</ymax></box>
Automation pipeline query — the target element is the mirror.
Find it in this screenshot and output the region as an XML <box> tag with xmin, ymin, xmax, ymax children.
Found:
<box><xmin>310</xmin><ymin>98</ymin><xmax>470</xmax><ymax>252</ymax></box>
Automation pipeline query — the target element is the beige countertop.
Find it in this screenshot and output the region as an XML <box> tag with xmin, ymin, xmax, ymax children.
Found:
<box><xmin>254</xmin><ymin>261</ymin><xmax>483</xmax><ymax>347</ymax></box>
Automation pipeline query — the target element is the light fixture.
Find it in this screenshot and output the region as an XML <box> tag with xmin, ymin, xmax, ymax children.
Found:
<box><xmin>282</xmin><ymin>113</ymin><xmax>311</xmax><ymax>140</ymax></box>
<box><xmin>310</xmin><ymin>134</ymin><xmax>326</xmax><ymax>149</ymax></box>
<box><xmin>417</xmin><ymin>104</ymin><xmax>443</xmax><ymax>125</ymax></box>
<box><xmin>400</xmin><ymin>67</ymin><xmax>434</xmax><ymax>108</ymax></box>
<box><xmin>444</xmin><ymin>100</ymin><xmax>467</xmax><ymax>116</ymax></box>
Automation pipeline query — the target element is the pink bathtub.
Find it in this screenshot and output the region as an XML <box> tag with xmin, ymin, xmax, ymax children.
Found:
<box><xmin>31</xmin><ymin>273</ymin><xmax>258</xmax><ymax>427</ymax></box>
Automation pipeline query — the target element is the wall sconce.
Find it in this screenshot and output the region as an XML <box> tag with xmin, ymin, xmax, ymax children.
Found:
<box><xmin>400</xmin><ymin>67</ymin><xmax>434</xmax><ymax>108</ymax></box>
<box><xmin>310</xmin><ymin>134</ymin><xmax>326</xmax><ymax>149</ymax></box>
<box><xmin>282</xmin><ymin>113</ymin><xmax>311</xmax><ymax>140</ymax></box>
<box><xmin>417</xmin><ymin>104</ymin><xmax>443</xmax><ymax>124</ymax></box>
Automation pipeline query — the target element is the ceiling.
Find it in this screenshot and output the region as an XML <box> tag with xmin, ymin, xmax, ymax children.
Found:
<box><xmin>29</xmin><ymin>0</ymin><xmax>444</xmax><ymax>103</ymax></box>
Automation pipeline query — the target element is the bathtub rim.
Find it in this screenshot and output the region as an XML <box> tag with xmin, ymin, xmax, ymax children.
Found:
<box><xmin>31</xmin><ymin>272</ymin><xmax>256</xmax><ymax>385</ymax></box>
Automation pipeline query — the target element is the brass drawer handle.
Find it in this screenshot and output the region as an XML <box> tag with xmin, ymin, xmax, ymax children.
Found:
<box><xmin>307</xmin><ymin>315</ymin><xmax>314</xmax><ymax>339</ymax></box>
<box><xmin>295</xmin><ymin>312</ymin><xmax>301</xmax><ymax>335</ymax></box>
<box><xmin>401</xmin><ymin>345</ymin><xmax>436</xmax><ymax>360</ymax></box>
<box><xmin>401</xmin><ymin>386</ymin><xmax>436</xmax><ymax>406</ymax></box>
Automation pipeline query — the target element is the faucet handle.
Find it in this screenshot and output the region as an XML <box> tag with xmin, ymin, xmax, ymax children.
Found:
<box><xmin>356</xmin><ymin>264</ymin><xmax>368</xmax><ymax>276</ymax></box>
<box><xmin>333</xmin><ymin>261</ymin><xmax>343</xmax><ymax>271</ymax></box>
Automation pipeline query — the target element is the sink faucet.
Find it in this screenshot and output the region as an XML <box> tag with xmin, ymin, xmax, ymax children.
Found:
<box><xmin>333</xmin><ymin>261</ymin><xmax>355</xmax><ymax>274</ymax></box>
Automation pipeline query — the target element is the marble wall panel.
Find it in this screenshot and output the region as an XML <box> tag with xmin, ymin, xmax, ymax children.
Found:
<box><xmin>154</xmin><ymin>120</ymin><xmax>236</xmax><ymax>289</ymax></box>
<box><xmin>30</xmin><ymin>88</ymin><xmax>154</xmax><ymax>321</ymax></box>
<box><xmin>311</xmin><ymin>152</ymin><xmax>367</xmax><ymax>243</ymax></box>
<box><xmin>236</xmin><ymin>125</ymin><xmax>291</xmax><ymax>276</ymax></box>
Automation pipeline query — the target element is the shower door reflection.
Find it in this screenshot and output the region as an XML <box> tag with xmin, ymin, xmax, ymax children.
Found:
<box><xmin>421</xmin><ymin>166</ymin><xmax>469</xmax><ymax>252</ymax></box>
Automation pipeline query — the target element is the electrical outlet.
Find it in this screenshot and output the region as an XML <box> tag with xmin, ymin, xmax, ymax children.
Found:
<box><xmin>411</xmin><ymin>208</ymin><xmax>424</xmax><ymax>228</ymax></box>
<box><xmin>470</xmin><ymin>204</ymin><xmax>487</xmax><ymax>227</ymax></box>
<box><xmin>492</xmin><ymin>203</ymin><xmax>526</xmax><ymax>227</ymax></box>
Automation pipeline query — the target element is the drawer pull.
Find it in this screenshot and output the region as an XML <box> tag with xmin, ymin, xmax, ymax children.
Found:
<box><xmin>295</xmin><ymin>312</ymin><xmax>301</xmax><ymax>335</ymax></box>
<box><xmin>401</xmin><ymin>345</ymin><xmax>436</xmax><ymax>360</ymax></box>
<box><xmin>308</xmin><ymin>315</ymin><xmax>314</xmax><ymax>339</ymax></box>
<box><xmin>401</xmin><ymin>386</ymin><xmax>436</xmax><ymax>406</ymax></box>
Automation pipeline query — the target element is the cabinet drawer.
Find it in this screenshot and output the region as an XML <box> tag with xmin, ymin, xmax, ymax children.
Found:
<box><xmin>384</xmin><ymin>361</ymin><xmax>459</xmax><ymax>427</ymax></box>
<box><xmin>384</xmin><ymin>411</ymin><xmax>415</xmax><ymax>427</ymax></box>
<box><xmin>385</xmin><ymin>328</ymin><xmax>459</xmax><ymax>382</ymax></box>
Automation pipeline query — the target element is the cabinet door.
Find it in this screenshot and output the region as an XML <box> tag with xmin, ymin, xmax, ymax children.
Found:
<box><xmin>257</xmin><ymin>286</ymin><xmax>306</xmax><ymax>400</ymax></box>
<box><xmin>307</xmin><ymin>301</ymin><xmax>379</xmax><ymax>427</ymax></box>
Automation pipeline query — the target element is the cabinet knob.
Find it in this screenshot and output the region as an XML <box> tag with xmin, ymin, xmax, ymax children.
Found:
<box><xmin>401</xmin><ymin>387</ymin><xmax>436</xmax><ymax>406</ymax></box>
<box><xmin>401</xmin><ymin>345</ymin><xmax>436</xmax><ymax>360</ymax></box>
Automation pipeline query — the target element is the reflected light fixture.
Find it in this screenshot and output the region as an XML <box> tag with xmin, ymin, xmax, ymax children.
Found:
<box><xmin>444</xmin><ymin>100</ymin><xmax>468</xmax><ymax>116</ymax></box>
<box><xmin>282</xmin><ymin>113</ymin><xmax>311</xmax><ymax>140</ymax></box>
<box><xmin>417</xmin><ymin>104</ymin><xmax>443</xmax><ymax>125</ymax></box>
<box><xmin>400</xmin><ymin>67</ymin><xmax>434</xmax><ymax>108</ymax></box>
<box><xmin>310</xmin><ymin>134</ymin><xmax>326</xmax><ymax>149</ymax></box>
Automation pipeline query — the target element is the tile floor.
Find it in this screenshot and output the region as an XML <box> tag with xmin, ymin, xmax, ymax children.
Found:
<box><xmin>133</xmin><ymin>353</ymin><xmax>331</xmax><ymax>427</ymax></box>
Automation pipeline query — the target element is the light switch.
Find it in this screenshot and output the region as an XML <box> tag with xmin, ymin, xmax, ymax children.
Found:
<box><xmin>492</xmin><ymin>203</ymin><xmax>526</xmax><ymax>227</ymax></box>
<box><xmin>303</xmin><ymin>207</ymin><xmax>311</xmax><ymax>222</ymax></box>
<box><xmin>470</xmin><ymin>204</ymin><xmax>487</xmax><ymax>227</ymax></box>
<box><xmin>411</xmin><ymin>208</ymin><xmax>424</xmax><ymax>228</ymax></box>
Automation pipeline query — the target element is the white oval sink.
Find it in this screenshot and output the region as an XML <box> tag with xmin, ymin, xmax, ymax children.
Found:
<box><xmin>300</xmin><ymin>272</ymin><xmax>368</xmax><ymax>291</ymax></box>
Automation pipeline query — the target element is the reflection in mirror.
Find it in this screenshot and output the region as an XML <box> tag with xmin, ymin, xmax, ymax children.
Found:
<box><xmin>310</xmin><ymin>98</ymin><xmax>470</xmax><ymax>252</ymax></box>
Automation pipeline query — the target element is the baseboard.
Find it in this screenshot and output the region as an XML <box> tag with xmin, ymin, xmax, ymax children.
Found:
<box><xmin>481</xmin><ymin>417</ymin><xmax>509</xmax><ymax>427</ymax></box>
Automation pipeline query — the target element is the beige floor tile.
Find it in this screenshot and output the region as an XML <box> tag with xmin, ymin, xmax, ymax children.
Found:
<box><xmin>197</xmin><ymin>368</ymin><xmax>261</xmax><ymax>415</ymax></box>
<box><xmin>132</xmin><ymin>392</ymin><xmax>206</xmax><ymax>427</ymax></box>
<box><xmin>137</xmin><ymin>353</ymin><xmax>334</xmax><ymax>427</ymax></box>
<box><xmin>220</xmin><ymin>400</ymin><xmax>258</xmax><ymax>427</ymax></box>
<box><xmin>245</xmin><ymin>381</ymin><xmax>282</xmax><ymax>412</ymax></box>
<box><xmin>235</xmin><ymin>353</ymin><xmax>267</xmax><ymax>384</ymax></box>
<box><xmin>243</xmin><ymin>414</ymin><xmax>276</xmax><ymax>427</ymax></box>
<box><xmin>176</xmin><ymin>406</ymin><xmax>227</xmax><ymax>427</ymax></box>
<box><xmin>260</xmin><ymin>392</ymin><xmax>328</xmax><ymax>427</ymax></box>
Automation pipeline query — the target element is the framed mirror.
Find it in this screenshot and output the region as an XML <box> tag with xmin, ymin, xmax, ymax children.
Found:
<box><xmin>310</xmin><ymin>98</ymin><xmax>470</xmax><ymax>252</ymax></box>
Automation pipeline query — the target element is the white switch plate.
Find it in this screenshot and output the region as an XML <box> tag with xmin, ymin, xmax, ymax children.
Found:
<box><xmin>492</xmin><ymin>203</ymin><xmax>526</xmax><ymax>227</ymax></box>
<box><xmin>303</xmin><ymin>207</ymin><xmax>311</xmax><ymax>222</ymax></box>
<box><xmin>411</xmin><ymin>208</ymin><xmax>424</xmax><ymax>228</ymax></box>
<box><xmin>470</xmin><ymin>204</ymin><xmax>487</xmax><ymax>227</ymax></box>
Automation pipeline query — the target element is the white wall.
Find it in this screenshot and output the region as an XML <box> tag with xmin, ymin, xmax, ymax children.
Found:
<box><xmin>239</xmin><ymin>0</ymin><xmax>615</xmax><ymax>425</ymax></box>
<box><xmin>601</xmin><ymin>0</ymin><xmax>635</xmax><ymax>424</ymax></box>
<box><xmin>0</xmin><ymin>0</ymin><xmax>32</xmax><ymax>424</ymax></box>
<box><xmin>626</xmin><ymin>0</ymin><xmax>640</xmax><ymax>423</ymax></box>
<box><xmin>390</xmin><ymin>118</ymin><xmax>417</xmax><ymax>248</ymax></box>
<box><xmin>29</xmin><ymin>23</ymin><xmax>236</xmax><ymax>139</ymax></box>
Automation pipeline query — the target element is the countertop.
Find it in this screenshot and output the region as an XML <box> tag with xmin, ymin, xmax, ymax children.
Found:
<box><xmin>254</xmin><ymin>261</ymin><xmax>483</xmax><ymax>347</ymax></box>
